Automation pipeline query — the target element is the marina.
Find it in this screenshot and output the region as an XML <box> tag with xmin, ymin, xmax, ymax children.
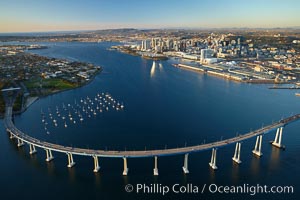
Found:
<box><xmin>40</xmin><ymin>92</ymin><xmax>124</xmax><ymax>134</ymax></box>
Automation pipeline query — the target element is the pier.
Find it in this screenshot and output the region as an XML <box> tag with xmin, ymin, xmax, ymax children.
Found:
<box><xmin>269</xmin><ymin>86</ymin><xmax>300</xmax><ymax>89</ymax></box>
<box><xmin>173</xmin><ymin>64</ymin><xmax>276</xmax><ymax>83</ymax></box>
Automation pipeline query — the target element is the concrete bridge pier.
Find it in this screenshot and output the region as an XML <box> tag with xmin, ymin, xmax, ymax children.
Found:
<box><xmin>45</xmin><ymin>149</ymin><xmax>54</xmax><ymax>162</ymax></box>
<box><xmin>9</xmin><ymin>132</ymin><xmax>14</xmax><ymax>139</ymax></box>
<box><xmin>17</xmin><ymin>138</ymin><xmax>24</xmax><ymax>147</ymax></box>
<box><xmin>272</xmin><ymin>127</ymin><xmax>284</xmax><ymax>148</ymax></box>
<box><xmin>209</xmin><ymin>148</ymin><xmax>218</xmax><ymax>170</ymax></box>
<box><xmin>7</xmin><ymin>130</ymin><xmax>14</xmax><ymax>139</ymax></box>
<box><xmin>93</xmin><ymin>155</ymin><xmax>100</xmax><ymax>172</ymax></box>
<box><xmin>67</xmin><ymin>152</ymin><xmax>76</xmax><ymax>168</ymax></box>
<box><xmin>182</xmin><ymin>153</ymin><xmax>189</xmax><ymax>174</ymax></box>
<box><xmin>29</xmin><ymin>144</ymin><xmax>37</xmax><ymax>155</ymax></box>
<box><xmin>232</xmin><ymin>142</ymin><xmax>242</xmax><ymax>164</ymax></box>
<box><xmin>122</xmin><ymin>157</ymin><xmax>129</xmax><ymax>176</ymax></box>
<box><xmin>252</xmin><ymin>135</ymin><xmax>263</xmax><ymax>157</ymax></box>
<box><xmin>153</xmin><ymin>156</ymin><xmax>159</xmax><ymax>176</ymax></box>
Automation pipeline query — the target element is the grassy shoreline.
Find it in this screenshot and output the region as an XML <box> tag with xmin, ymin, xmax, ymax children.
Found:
<box><xmin>0</xmin><ymin>68</ymin><xmax>102</xmax><ymax>118</ymax></box>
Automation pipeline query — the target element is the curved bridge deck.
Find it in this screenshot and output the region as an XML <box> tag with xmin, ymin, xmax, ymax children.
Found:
<box><xmin>4</xmin><ymin>106</ymin><xmax>300</xmax><ymax>158</ymax></box>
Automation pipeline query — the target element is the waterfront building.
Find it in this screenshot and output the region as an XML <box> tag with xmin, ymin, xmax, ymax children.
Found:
<box><xmin>200</xmin><ymin>49</ymin><xmax>214</xmax><ymax>63</ymax></box>
<box><xmin>151</xmin><ymin>38</ymin><xmax>161</xmax><ymax>49</ymax></box>
<box><xmin>141</xmin><ymin>40</ymin><xmax>151</xmax><ymax>51</ymax></box>
<box><xmin>165</xmin><ymin>39</ymin><xmax>173</xmax><ymax>51</ymax></box>
<box><xmin>154</xmin><ymin>45</ymin><xmax>162</xmax><ymax>53</ymax></box>
<box><xmin>173</xmin><ymin>41</ymin><xmax>180</xmax><ymax>52</ymax></box>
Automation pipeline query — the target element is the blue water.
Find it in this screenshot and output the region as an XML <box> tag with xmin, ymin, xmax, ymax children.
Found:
<box><xmin>1</xmin><ymin>42</ymin><xmax>300</xmax><ymax>200</ymax></box>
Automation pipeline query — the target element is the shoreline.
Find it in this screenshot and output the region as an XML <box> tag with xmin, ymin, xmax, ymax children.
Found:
<box><xmin>0</xmin><ymin>43</ymin><xmax>103</xmax><ymax>118</ymax></box>
<box><xmin>112</xmin><ymin>46</ymin><xmax>168</xmax><ymax>61</ymax></box>
<box><xmin>173</xmin><ymin>63</ymin><xmax>285</xmax><ymax>84</ymax></box>
<box><xmin>0</xmin><ymin>66</ymin><xmax>102</xmax><ymax>119</ymax></box>
<box><xmin>115</xmin><ymin>47</ymin><xmax>288</xmax><ymax>84</ymax></box>
<box><xmin>173</xmin><ymin>63</ymin><xmax>245</xmax><ymax>82</ymax></box>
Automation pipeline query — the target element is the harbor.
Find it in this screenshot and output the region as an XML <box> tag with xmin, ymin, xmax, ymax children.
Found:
<box><xmin>1</xmin><ymin>41</ymin><xmax>300</xmax><ymax>200</ymax></box>
<box><xmin>269</xmin><ymin>86</ymin><xmax>300</xmax><ymax>89</ymax></box>
<box><xmin>172</xmin><ymin>63</ymin><xmax>276</xmax><ymax>83</ymax></box>
<box><xmin>40</xmin><ymin>92</ymin><xmax>124</xmax><ymax>135</ymax></box>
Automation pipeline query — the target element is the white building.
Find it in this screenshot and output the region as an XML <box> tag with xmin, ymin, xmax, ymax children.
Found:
<box><xmin>200</xmin><ymin>49</ymin><xmax>214</xmax><ymax>62</ymax></box>
<box><xmin>141</xmin><ymin>40</ymin><xmax>151</xmax><ymax>51</ymax></box>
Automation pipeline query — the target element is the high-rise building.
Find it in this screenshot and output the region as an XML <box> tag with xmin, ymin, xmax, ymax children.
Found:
<box><xmin>151</xmin><ymin>38</ymin><xmax>155</xmax><ymax>48</ymax></box>
<box><xmin>200</xmin><ymin>49</ymin><xmax>214</xmax><ymax>62</ymax></box>
<box><xmin>141</xmin><ymin>40</ymin><xmax>151</xmax><ymax>51</ymax></box>
<box><xmin>180</xmin><ymin>41</ymin><xmax>186</xmax><ymax>52</ymax></box>
<box><xmin>173</xmin><ymin>41</ymin><xmax>180</xmax><ymax>52</ymax></box>
<box><xmin>151</xmin><ymin>38</ymin><xmax>160</xmax><ymax>49</ymax></box>
<box><xmin>165</xmin><ymin>39</ymin><xmax>173</xmax><ymax>50</ymax></box>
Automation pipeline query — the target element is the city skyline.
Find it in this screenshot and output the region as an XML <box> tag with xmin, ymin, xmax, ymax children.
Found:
<box><xmin>0</xmin><ymin>0</ymin><xmax>300</xmax><ymax>33</ymax></box>
<box><xmin>1</xmin><ymin>1</ymin><xmax>300</xmax><ymax>198</ymax></box>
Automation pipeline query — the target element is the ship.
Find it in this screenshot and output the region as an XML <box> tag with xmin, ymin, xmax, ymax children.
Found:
<box><xmin>141</xmin><ymin>53</ymin><xmax>168</xmax><ymax>60</ymax></box>
<box><xmin>295</xmin><ymin>93</ymin><xmax>300</xmax><ymax>96</ymax></box>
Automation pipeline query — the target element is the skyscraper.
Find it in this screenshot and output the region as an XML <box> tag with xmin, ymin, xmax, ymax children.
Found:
<box><xmin>141</xmin><ymin>40</ymin><xmax>151</xmax><ymax>51</ymax></box>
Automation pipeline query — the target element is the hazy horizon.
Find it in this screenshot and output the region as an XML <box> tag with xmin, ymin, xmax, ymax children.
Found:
<box><xmin>0</xmin><ymin>0</ymin><xmax>299</xmax><ymax>33</ymax></box>
<box><xmin>1</xmin><ymin>26</ymin><xmax>300</xmax><ymax>35</ymax></box>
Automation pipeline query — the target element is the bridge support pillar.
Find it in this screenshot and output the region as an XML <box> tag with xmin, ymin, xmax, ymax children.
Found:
<box><xmin>67</xmin><ymin>152</ymin><xmax>76</xmax><ymax>168</ymax></box>
<box><xmin>232</xmin><ymin>142</ymin><xmax>242</xmax><ymax>164</ymax></box>
<box><xmin>7</xmin><ymin>130</ymin><xmax>14</xmax><ymax>139</ymax></box>
<box><xmin>17</xmin><ymin>138</ymin><xmax>24</xmax><ymax>147</ymax></box>
<box><xmin>93</xmin><ymin>155</ymin><xmax>100</xmax><ymax>173</ymax></box>
<box><xmin>182</xmin><ymin>153</ymin><xmax>189</xmax><ymax>174</ymax></box>
<box><xmin>153</xmin><ymin>156</ymin><xmax>159</xmax><ymax>176</ymax></box>
<box><xmin>45</xmin><ymin>149</ymin><xmax>54</xmax><ymax>162</ymax></box>
<box><xmin>29</xmin><ymin>144</ymin><xmax>37</xmax><ymax>155</ymax></box>
<box><xmin>122</xmin><ymin>157</ymin><xmax>129</xmax><ymax>176</ymax></box>
<box><xmin>209</xmin><ymin>148</ymin><xmax>218</xmax><ymax>170</ymax></box>
<box><xmin>272</xmin><ymin>127</ymin><xmax>284</xmax><ymax>149</ymax></box>
<box><xmin>252</xmin><ymin>135</ymin><xmax>263</xmax><ymax>157</ymax></box>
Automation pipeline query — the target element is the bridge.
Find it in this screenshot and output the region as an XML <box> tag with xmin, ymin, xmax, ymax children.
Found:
<box><xmin>2</xmin><ymin>89</ymin><xmax>300</xmax><ymax>175</ymax></box>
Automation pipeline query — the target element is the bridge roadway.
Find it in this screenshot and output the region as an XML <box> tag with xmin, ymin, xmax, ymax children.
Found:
<box><xmin>4</xmin><ymin>106</ymin><xmax>300</xmax><ymax>158</ymax></box>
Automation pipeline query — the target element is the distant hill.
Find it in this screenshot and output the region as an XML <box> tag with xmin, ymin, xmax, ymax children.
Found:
<box><xmin>87</xmin><ymin>28</ymin><xmax>143</xmax><ymax>35</ymax></box>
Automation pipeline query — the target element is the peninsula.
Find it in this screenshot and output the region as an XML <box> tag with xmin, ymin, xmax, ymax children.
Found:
<box><xmin>0</xmin><ymin>44</ymin><xmax>102</xmax><ymax>116</ymax></box>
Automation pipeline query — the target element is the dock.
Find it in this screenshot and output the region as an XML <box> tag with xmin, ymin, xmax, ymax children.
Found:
<box><xmin>269</xmin><ymin>86</ymin><xmax>300</xmax><ymax>89</ymax></box>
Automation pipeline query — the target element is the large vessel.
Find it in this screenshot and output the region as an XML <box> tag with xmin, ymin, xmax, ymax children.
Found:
<box><xmin>141</xmin><ymin>53</ymin><xmax>168</xmax><ymax>60</ymax></box>
<box><xmin>295</xmin><ymin>93</ymin><xmax>300</xmax><ymax>96</ymax></box>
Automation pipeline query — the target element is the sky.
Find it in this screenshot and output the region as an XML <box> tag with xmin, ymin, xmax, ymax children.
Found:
<box><xmin>0</xmin><ymin>0</ymin><xmax>299</xmax><ymax>33</ymax></box>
